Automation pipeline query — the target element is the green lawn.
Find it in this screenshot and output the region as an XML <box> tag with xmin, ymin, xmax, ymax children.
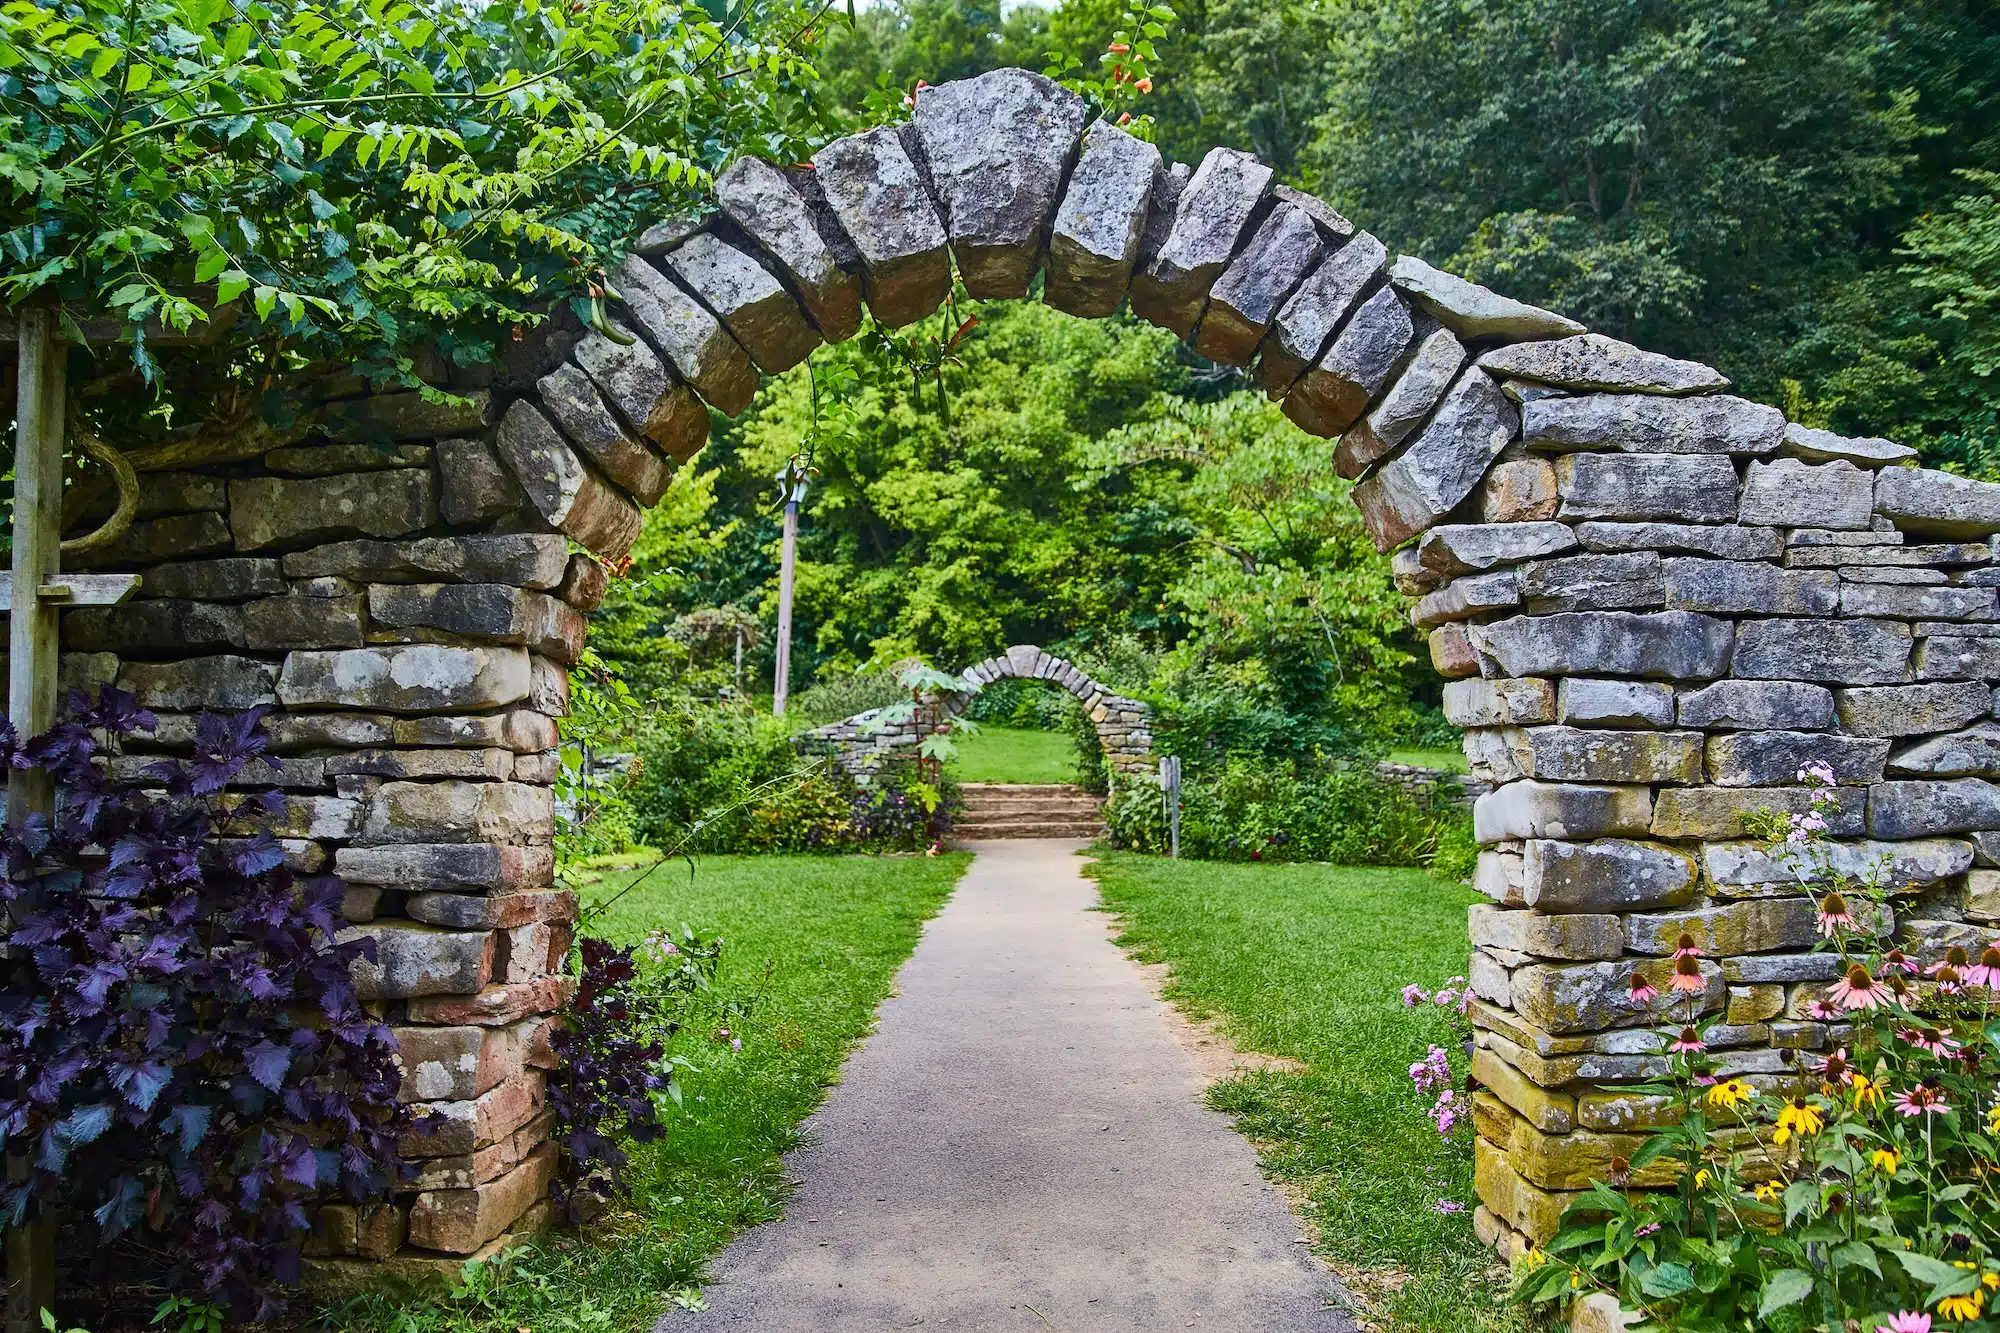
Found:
<box><xmin>1387</xmin><ymin>746</ymin><xmax>1469</xmax><ymax>773</ymax></box>
<box><xmin>946</xmin><ymin>723</ymin><xmax>1076</xmax><ymax>784</ymax></box>
<box><xmin>1086</xmin><ymin>853</ymin><xmax>1538</xmax><ymax>1333</ymax></box>
<box><xmin>327</xmin><ymin>852</ymin><xmax>969</xmax><ymax>1333</ymax></box>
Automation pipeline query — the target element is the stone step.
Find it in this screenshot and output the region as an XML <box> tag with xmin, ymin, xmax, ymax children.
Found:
<box><xmin>959</xmin><ymin>796</ymin><xmax>1105</xmax><ymax>817</ymax></box>
<box><xmin>955</xmin><ymin>820</ymin><xmax>1106</xmax><ymax>839</ymax></box>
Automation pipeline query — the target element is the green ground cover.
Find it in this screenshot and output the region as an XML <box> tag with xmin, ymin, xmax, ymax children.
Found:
<box><xmin>327</xmin><ymin>852</ymin><xmax>968</xmax><ymax>1333</ymax></box>
<box><xmin>1387</xmin><ymin>747</ymin><xmax>1468</xmax><ymax>774</ymax></box>
<box><xmin>1086</xmin><ymin>853</ymin><xmax>1536</xmax><ymax>1333</ymax></box>
<box><xmin>945</xmin><ymin>724</ymin><xmax>1076</xmax><ymax>784</ymax></box>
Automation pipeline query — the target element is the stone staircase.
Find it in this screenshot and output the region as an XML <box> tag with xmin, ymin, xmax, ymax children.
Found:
<box><xmin>954</xmin><ymin>784</ymin><xmax>1107</xmax><ymax>839</ymax></box>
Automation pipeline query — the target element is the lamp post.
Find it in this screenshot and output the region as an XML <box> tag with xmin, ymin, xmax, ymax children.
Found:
<box><xmin>771</xmin><ymin>459</ymin><xmax>809</xmax><ymax>718</ymax></box>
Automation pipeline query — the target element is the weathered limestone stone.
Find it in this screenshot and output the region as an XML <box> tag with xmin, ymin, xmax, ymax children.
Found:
<box><xmin>1518</xmin><ymin>552</ymin><xmax>1664</xmax><ymax>613</ymax></box>
<box><xmin>137</xmin><ymin>558</ymin><xmax>284</xmax><ymax>602</ymax></box>
<box><xmin>492</xmin><ymin>400</ymin><xmax>643</xmax><ymax>560</ymax></box>
<box><xmin>568</xmin><ymin>323</ymin><xmax>708</xmax><ymax>465</ymax></box>
<box><xmin>811</xmin><ymin>126</ymin><xmax>951</xmax><ymax>328</ymax></box>
<box><xmin>1628</xmin><ymin>902</ymin><xmax>1831</xmax><ymax>957</ymax></box>
<box><xmin>367</xmin><ymin>585</ymin><xmax>585</xmax><ymax>664</ymax></box>
<box><xmin>1467</xmin><ymin>611</ymin><xmax>1734</xmax><ymax>681</ymax></box>
<box><xmin>1414</xmin><ymin>522</ymin><xmax>1577</xmax><ymax>579</ymax></box>
<box><xmin>1512</xmin><ymin>958</ymin><xmax>1722</xmax><ymax>1036</ymax></box>
<box><xmin>1282</xmin><ymin>286</ymin><xmax>1414</xmax><ymax>438</ymax></box>
<box><xmin>1967</xmin><ymin>869</ymin><xmax>2000</xmax><ymax>921</ymax></box>
<box><xmin>1867</xmin><ymin>779</ymin><xmax>2000</xmax><ymax>838</ymax></box>
<box><xmin>1889</xmin><ymin>723</ymin><xmax>2000</xmax><ymax>777</ymax></box>
<box><xmin>1477</xmin><ymin>334</ymin><xmax>1728</xmax><ymax>396</ymax></box>
<box><xmin>1252</xmin><ymin>233</ymin><xmax>1387</xmax><ymax>396</ymax></box>
<box><xmin>1576</xmin><ymin>523</ymin><xmax>1782</xmax><ymax>560</ymax></box>
<box><xmin>1662</xmin><ymin>559</ymin><xmax>1838</xmax><ymax>616</ymax></box>
<box><xmin>1574</xmin><ymin>1091</ymin><xmax>1680</xmax><ymax>1133</ymax></box>
<box><xmin>1469</xmin><ymin>904</ymin><xmax>1623</xmax><ymax>961</ymax></box>
<box><xmin>436</xmin><ymin>439</ymin><xmax>528</xmax><ymax>527</ymax></box>
<box><xmin>1473</xmin><ymin>781</ymin><xmax>1653</xmax><ymax>843</ymax></box>
<box><xmin>556</xmin><ymin>556</ymin><xmax>609</xmax><ymax>613</ymax></box>
<box><xmin>1727</xmin><ymin>985</ymin><xmax>1788</xmax><ymax>1024</ymax></box>
<box><xmin>1194</xmin><ymin>204</ymin><xmax>1323</xmax><ymax>366</ymax></box>
<box><xmin>1523</xmin><ymin>393</ymin><xmax>1784</xmax><ymax>456</ymax></box>
<box><xmin>321</xmin><ymin>388</ymin><xmax>488</xmax><ymax>441</ymax></box>
<box><xmin>327</xmin><ymin>747</ymin><xmax>516</xmax><ymax>782</ymax></box>
<box><xmin>1130</xmin><ymin>147</ymin><xmax>1272</xmax><ymax>338</ymax></box>
<box><xmin>1470</xmin><ymin>1048</ymin><xmax>1576</xmax><ymax>1133</ymax></box>
<box><xmin>1650</xmin><ymin>785</ymin><xmax>1865</xmax><ymax>840</ymax></box>
<box><xmin>1780</xmin><ymin>421</ymin><xmax>1915</xmax><ymax>468</ymax></box>
<box><xmin>1387</xmin><ymin>255</ymin><xmax>1584</xmax><ymax>341</ymax></box>
<box><xmin>536</xmin><ymin>361</ymin><xmax>674</xmax><ymax>506</ymax></box>
<box><xmin>1474</xmin><ymin>848</ymin><xmax>1527</xmax><ymax>906</ymax></box>
<box><xmin>1521</xmin><ymin>838</ymin><xmax>1696</xmax><ymax>912</ymax></box>
<box><xmin>229</xmin><ymin>471</ymin><xmax>435</xmax><ymax>551</ymax></box>
<box><xmin>242</xmin><ymin>594</ymin><xmax>365</xmax><ymax>651</ymax></box>
<box><xmin>119</xmin><ymin>656</ymin><xmax>276</xmax><ymax>710</ymax></box>
<box><xmin>1475</xmin><ymin>1098</ymin><xmax>1677</xmax><ymax>1192</ymax></box>
<box><xmin>1917</xmin><ymin>637</ymin><xmax>2000</xmax><ymax>681</ymax></box>
<box><xmin>1513</xmin><ymin>728</ymin><xmax>1703</xmax><ymax>783</ymax></box>
<box><xmin>69</xmin><ymin>512</ymin><xmax>233</xmax><ymax>569</ymax></box>
<box><xmin>264</xmin><ymin>443</ymin><xmax>428</xmax><ymax>475</ymax></box>
<box><xmin>1473</xmin><ymin>1138</ymin><xmax>1578</xmax><ymax>1243</ymax></box>
<box><xmin>1720</xmin><ymin>954</ymin><xmax>1847</xmax><ymax>984</ymax></box>
<box><xmin>338</xmin><ymin>843</ymin><xmax>554</xmax><ymax>894</ymax></box>
<box><xmin>1836</xmin><ymin>682</ymin><xmax>1990</xmax><ymax>738</ymax></box>
<box><xmin>1846</xmin><ymin>567</ymin><xmax>1948</xmax><ymax>585</ymax></box>
<box><xmin>715</xmin><ymin>156</ymin><xmax>863</xmax><ymax>342</ymax></box>
<box><xmin>1785</xmin><ymin>541</ymin><xmax>1991</xmax><ymax>569</ymax></box>
<box><xmin>1704</xmin><ymin>838</ymin><xmax>1971</xmax><ymax>891</ymax></box>
<box><xmin>1737</xmin><ymin>457</ymin><xmax>1873</xmax><ymax>531</ymax></box>
<box><xmin>283</xmin><ymin>534</ymin><xmax>568</xmax><ymax>588</ymax></box>
<box><xmin>1134</xmin><ymin>159</ymin><xmax>1189</xmax><ymax>270</ymax></box>
<box><xmin>341</xmin><ymin>922</ymin><xmax>493</xmax><ymax>1001</ymax></box>
<box><xmin>1556</xmin><ymin>453</ymin><xmax>1738</xmax><ymax>524</ymax></box>
<box><xmin>1412</xmin><ymin>571</ymin><xmax>1518</xmax><ymax>628</ymax></box>
<box><xmin>1478</xmin><ymin>459</ymin><xmax>1561</xmax><ymax>523</ymax></box>
<box><xmin>1353</xmin><ymin>369</ymin><xmax>1520</xmax><ymax>550</ymax></box>
<box><xmin>407</xmin><ymin>1142</ymin><xmax>557</xmax><ymax>1255</ymax></box>
<box><xmin>1705</xmin><ymin>731</ymin><xmax>1889</xmax><ymax>786</ymax></box>
<box><xmin>1874</xmin><ymin>467</ymin><xmax>2000</xmax><ymax>538</ymax></box>
<box><xmin>65</xmin><ymin>600</ymin><xmax>243</xmax><ymax>653</ymax></box>
<box><xmin>664</xmin><ymin>232</ymin><xmax>821</xmax><ymax>374</ymax></box>
<box><xmin>1841</xmin><ymin>582</ymin><xmax>1996</xmax><ymax>620</ymax></box>
<box><xmin>278</xmin><ymin>646</ymin><xmax>532</xmax><ymax>714</ymax></box>
<box><xmin>406</xmin><ymin>889</ymin><xmax>571</xmax><ymax>932</ymax></box>
<box><xmin>1464</xmin><ymin>729</ymin><xmax>1529</xmax><ymax>784</ymax></box>
<box><xmin>1430</xmin><ymin>623</ymin><xmax>1481</xmax><ymax>677</ymax></box>
<box><xmin>612</xmin><ymin>255</ymin><xmax>760</xmax><ymax>414</ymax></box>
<box><xmin>1557</xmin><ymin>679</ymin><xmax>1675</xmax><ymax>729</ymax></box>
<box><xmin>1734</xmin><ymin>618</ymin><xmax>1911</xmax><ymax>685</ymax></box>
<box><xmin>1335</xmin><ymin>325</ymin><xmax>1466</xmax><ymax>479</ymax></box>
<box><xmin>1443</xmin><ymin>678</ymin><xmax>1557</xmax><ymax>727</ymax></box>
<box><xmin>361</xmin><ymin>781</ymin><xmax>555</xmax><ymax>846</ymax></box>
<box><xmin>912</xmin><ymin>69</ymin><xmax>1085</xmax><ymax>299</ymax></box>
<box><xmin>1390</xmin><ymin>546</ymin><xmax>1439</xmax><ymax>594</ymax></box>
<box><xmin>1677</xmin><ymin>679</ymin><xmax>1832</xmax><ymax>731</ymax></box>
<box><xmin>1043</xmin><ymin>120</ymin><xmax>1161</xmax><ymax>317</ymax></box>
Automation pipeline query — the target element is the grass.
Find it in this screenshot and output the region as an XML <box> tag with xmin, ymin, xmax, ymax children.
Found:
<box><xmin>325</xmin><ymin>851</ymin><xmax>969</xmax><ymax>1333</ymax></box>
<box><xmin>1085</xmin><ymin>853</ymin><xmax>1541</xmax><ymax>1333</ymax></box>
<box><xmin>945</xmin><ymin>723</ymin><xmax>1077</xmax><ymax>784</ymax></box>
<box><xmin>1386</xmin><ymin>746</ymin><xmax>1469</xmax><ymax>773</ymax></box>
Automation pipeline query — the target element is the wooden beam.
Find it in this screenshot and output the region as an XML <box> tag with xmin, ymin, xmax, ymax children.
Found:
<box><xmin>0</xmin><ymin>572</ymin><xmax>142</xmax><ymax>612</ymax></box>
<box><xmin>0</xmin><ymin>302</ymin><xmax>236</xmax><ymax>348</ymax></box>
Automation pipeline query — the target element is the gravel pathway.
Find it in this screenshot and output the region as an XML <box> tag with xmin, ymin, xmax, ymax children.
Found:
<box><xmin>655</xmin><ymin>839</ymin><xmax>1355</xmax><ymax>1332</ymax></box>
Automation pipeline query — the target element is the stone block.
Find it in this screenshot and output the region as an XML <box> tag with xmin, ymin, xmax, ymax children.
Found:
<box><xmin>1556</xmin><ymin>452</ymin><xmax>1738</xmax><ymax>524</ymax></box>
<box><xmin>1253</xmin><ymin>233</ymin><xmax>1386</xmax><ymax>397</ymax></box>
<box><xmin>664</xmin><ymin>233</ymin><xmax>821</xmax><ymax>375</ymax></box>
<box><xmin>1916</xmin><ymin>636</ymin><xmax>2000</xmax><ymax>681</ymax></box>
<box><xmin>1513</xmin><ymin>727</ymin><xmax>1703</xmax><ymax>783</ymax></box>
<box><xmin>715</xmin><ymin>155</ymin><xmax>864</xmax><ymax>342</ymax></box>
<box><xmin>1443</xmin><ymin>678</ymin><xmax>1557</xmax><ymax>728</ymax></box>
<box><xmin>1476</xmin><ymin>334</ymin><xmax>1727</xmax><ymax>396</ymax></box>
<box><xmin>1734</xmin><ymin>618</ymin><xmax>1911</xmax><ymax>685</ymax></box>
<box><xmin>282</xmin><ymin>534</ymin><xmax>569</xmax><ymax>588</ymax></box>
<box><xmin>1650</xmin><ymin>785</ymin><xmax>1864</xmax><ymax>840</ymax></box>
<box><xmin>1468</xmin><ymin>611</ymin><xmax>1733</xmax><ymax>680</ymax></box>
<box><xmin>1780</xmin><ymin>421</ymin><xmax>1915</xmax><ymax>468</ymax></box>
<box><xmin>1476</xmin><ymin>1097</ymin><xmax>1672</xmax><ymax>1192</ymax></box>
<box><xmin>1786</xmin><ymin>541</ymin><xmax>1991</xmax><ymax>569</ymax></box>
<box><xmin>1843</xmin><ymin>581</ymin><xmax>1996</xmax><ymax>621</ymax></box>
<box><xmin>1130</xmin><ymin>147</ymin><xmax>1271</xmax><ymax>338</ymax></box>
<box><xmin>323</xmin><ymin>389</ymin><xmax>489</xmax><ymax>441</ymax></box>
<box><xmin>263</xmin><ymin>443</ymin><xmax>430</xmax><ymax>477</ymax></box>
<box><xmin>1475</xmin><ymin>848</ymin><xmax>1526</xmax><ymax>906</ymax></box>
<box><xmin>1868</xmin><ymin>778</ymin><xmax>2000</xmax><ymax>838</ymax></box>
<box><xmin>1727</xmin><ymin>984</ymin><xmax>1787</xmax><ymax>1024</ymax></box>
<box><xmin>1521</xmin><ymin>839</ymin><xmax>1696</xmax><ymax>912</ymax></box>
<box><xmin>1429</xmin><ymin>623</ymin><xmax>1481</xmax><ymax>677</ymax></box>
<box><xmin>341</xmin><ymin>921</ymin><xmax>493</xmax><ymax>1000</ymax></box>
<box><xmin>1518</xmin><ymin>552</ymin><xmax>1663</xmax><ymax>613</ymax></box>
<box><xmin>1464</xmin><ymin>729</ymin><xmax>1527</xmax><ymax>784</ymax></box>
<box><xmin>279</xmin><ymin>646</ymin><xmax>531</xmax><ymax>714</ymax></box>
<box><xmin>1473</xmin><ymin>1138</ymin><xmax>1579</xmax><ymax>1244</ymax></box>
<box><xmin>1966</xmin><ymin>869</ymin><xmax>2000</xmax><ymax>922</ymax></box>
<box><xmin>360</xmin><ymin>780</ymin><xmax>555</xmax><ymax>845</ymax></box>
<box><xmin>139</xmin><ymin>558</ymin><xmax>285</xmax><ymax>602</ymax></box>
<box><xmin>119</xmin><ymin>655</ymin><xmax>276</xmax><ymax>710</ymax></box>
<box><xmin>396</xmin><ymin>709</ymin><xmax>559</xmax><ymax>752</ymax></box>
<box><xmin>407</xmin><ymin>1142</ymin><xmax>557</xmax><ymax>1255</ymax></box>
<box><xmin>1575</xmin><ymin>522</ymin><xmax>1782</xmax><ymax>560</ymax></box>
<box><xmin>241</xmin><ymin>594</ymin><xmax>365</xmax><ymax>651</ymax></box>
<box><xmin>1415</xmin><ymin>522</ymin><xmax>1577</xmax><ymax>579</ymax></box>
<box><xmin>1703</xmin><ymin>838</ymin><xmax>1971</xmax><ymax>892</ymax></box>
<box><xmin>64</xmin><ymin>600</ymin><xmax>244</xmax><ymax>654</ymax></box>
<box><xmin>1625</xmin><ymin>900</ymin><xmax>1818</xmax><ymax>957</ymax></box>
<box><xmin>611</xmin><ymin>254</ymin><xmax>760</xmax><ymax>414</ymax></box>
<box><xmin>367</xmin><ymin>584</ymin><xmax>585</xmax><ymax>664</ymax></box>
<box><xmin>537</xmin><ymin>359</ymin><xmax>676</xmax><ymax>505</ymax></box>
<box><xmin>337</xmin><ymin>842</ymin><xmax>556</xmax><ymax>895</ymax></box>
<box><xmin>1662</xmin><ymin>559</ymin><xmax>1837</xmax><ymax>616</ymax></box>
<box><xmin>556</xmin><ymin>556</ymin><xmax>610</xmax><ymax>613</ymax></box>
<box><xmin>1412</xmin><ymin>571</ymin><xmax>1518</xmax><ymax>628</ymax></box>
<box><xmin>1388</xmin><ymin>255</ymin><xmax>1584</xmax><ymax>341</ymax></box>
<box><xmin>1676</xmin><ymin>679</ymin><xmax>1834</xmax><ymax>730</ymax></box>
<box><xmin>1042</xmin><ymin>120</ymin><xmax>1160</xmax><ymax>317</ymax></box>
<box><xmin>1836</xmin><ymin>682</ymin><xmax>1989</xmax><ymax>738</ymax></box>
<box><xmin>1335</xmin><ymin>325</ymin><xmax>1465</xmax><ymax>478</ymax></box>
<box><xmin>1556</xmin><ymin>679</ymin><xmax>1674</xmax><ymax>729</ymax></box>
<box><xmin>327</xmin><ymin>748</ymin><xmax>514</xmax><ymax>781</ymax></box>
<box><xmin>1705</xmin><ymin>731</ymin><xmax>1889</xmax><ymax>786</ymax></box>
<box><xmin>1282</xmin><ymin>286</ymin><xmax>1413</xmax><ymax>438</ymax></box>
<box><xmin>1512</xmin><ymin>958</ymin><xmax>1722</xmax><ymax>1035</ymax></box>
<box><xmin>1574</xmin><ymin>1091</ymin><xmax>1680</xmax><ymax>1134</ymax></box>
<box><xmin>1353</xmin><ymin>369</ymin><xmax>1521</xmax><ymax>550</ymax></box>
<box><xmin>1194</xmin><ymin>204</ymin><xmax>1322</xmax><ymax>367</ymax></box>
<box><xmin>437</xmin><ymin>437</ymin><xmax>528</xmax><ymax>529</ymax></box>
<box><xmin>1468</xmin><ymin>904</ymin><xmax>1622</xmax><ymax>961</ymax></box>
<box><xmin>406</xmin><ymin>887</ymin><xmax>573</xmax><ymax>931</ymax></box>
<box><xmin>1890</xmin><ymin>722</ymin><xmax>2000</xmax><ymax>777</ymax></box>
<box><xmin>493</xmin><ymin>400</ymin><xmax>643</xmax><ymax>560</ymax></box>
<box><xmin>1475</xmin><ymin>782</ymin><xmax>1653</xmax><ymax>844</ymax></box>
<box><xmin>1477</xmin><ymin>459</ymin><xmax>1561</xmax><ymax>523</ymax></box>
<box><xmin>1471</xmin><ymin>1048</ymin><xmax>1575</xmax><ymax>1134</ymax></box>
<box><xmin>229</xmin><ymin>471</ymin><xmax>435</xmax><ymax>551</ymax></box>
<box><xmin>1522</xmin><ymin>393</ymin><xmax>1783</xmax><ymax>455</ymax></box>
<box><xmin>1874</xmin><ymin>466</ymin><xmax>2000</xmax><ymax>538</ymax></box>
<box><xmin>407</xmin><ymin>975</ymin><xmax>575</xmax><ymax>1027</ymax></box>
<box><xmin>70</xmin><ymin>511</ymin><xmax>233</xmax><ymax>568</ymax></box>
<box><xmin>1737</xmin><ymin>457</ymin><xmax>1872</xmax><ymax>530</ymax></box>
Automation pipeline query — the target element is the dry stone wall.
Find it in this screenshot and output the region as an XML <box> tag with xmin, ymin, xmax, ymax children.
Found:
<box><xmin>43</xmin><ymin>62</ymin><xmax>2000</xmax><ymax>1282</ymax></box>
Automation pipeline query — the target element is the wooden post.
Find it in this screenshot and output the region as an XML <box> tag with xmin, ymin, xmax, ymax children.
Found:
<box><xmin>6</xmin><ymin>303</ymin><xmax>61</xmax><ymax>1333</ymax></box>
<box><xmin>771</xmin><ymin>467</ymin><xmax>806</xmax><ymax>718</ymax></box>
<box><xmin>1160</xmin><ymin>755</ymin><xmax>1182</xmax><ymax>859</ymax></box>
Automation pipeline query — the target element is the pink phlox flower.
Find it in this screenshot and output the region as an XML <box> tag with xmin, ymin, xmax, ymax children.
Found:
<box><xmin>1796</xmin><ymin>759</ymin><xmax>1837</xmax><ymax>786</ymax></box>
<box><xmin>1635</xmin><ymin>1222</ymin><xmax>1660</xmax><ymax>1237</ymax></box>
<box><xmin>1428</xmin><ymin>1089</ymin><xmax>1458</xmax><ymax>1136</ymax></box>
<box><xmin>1432</xmin><ymin>1199</ymin><xmax>1466</xmax><ymax>1215</ymax></box>
<box><xmin>1409</xmin><ymin>1044</ymin><xmax>1452</xmax><ymax>1095</ymax></box>
<box><xmin>1401</xmin><ymin>983</ymin><xmax>1429</xmax><ymax>1007</ymax></box>
<box><xmin>1894</xmin><ymin>1083</ymin><xmax>1949</xmax><ymax>1117</ymax></box>
<box><xmin>1877</xmin><ymin>1313</ymin><xmax>1931</xmax><ymax>1333</ymax></box>
<box><xmin>731</xmin><ymin>1036</ymin><xmax>742</xmax><ymax>1051</ymax></box>
<box><xmin>1788</xmin><ymin>809</ymin><xmax>1829</xmax><ymax>844</ymax></box>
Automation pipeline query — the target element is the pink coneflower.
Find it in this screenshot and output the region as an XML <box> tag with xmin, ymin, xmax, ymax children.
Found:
<box><xmin>1898</xmin><ymin>1026</ymin><xmax>1961</xmax><ymax>1058</ymax></box>
<box><xmin>1670</xmin><ymin>955</ymin><xmax>1706</xmax><ymax>994</ymax></box>
<box><xmin>1895</xmin><ymin>1081</ymin><xmax>1949</xmax><ymax>1117</ymax></box>
<box><xmin>1807</xmin><ymin>999</ymin><xmax>1841</xmax><ymax>1020</ymax></box>
<box><xmin>1966</xmin><ymin>945</ymin><xmax>2000</xmax><ymax>990</ymax></box>
<box><xmin>1827</xmin><ymin>964</ymin><xmax>1889</xmax><ymax>1011</ymax></box>
<box><xmin>1815</xmin><ymin>892</ymin><xmax>1857</xmax><ymax>937</ymax></box>
<box><xmin>1877</xmin><ymin>1313</ymin><xmax>1932</xmax><ymax>1333</ymax></box>
<box><xmin>1628</xmin><ymin>971</ymin><xmax>1659</xmax><ymax>1005</ymax></box>
<box><xmin>1668</xmin><ymin>1025</ymin><xmax>1706</xmax><ymax>1054</ymax></box>
<box><xmin>1671</xmin><ymin>932</ymin><xmax>1702</xmax><ymax>960</ymax></box>
<box><xmin>1933</xmin><ymin>949</ymin><xmax>1967</xmax><ymax>993</ymax></box>
<box><xmin>1810</xmin><ymin>1048</ymin><xmax>1854</xmax><ymax>1085</ymax></box>
<box><xmin>1883</xmin><ymin>949</ymin><xmax>1921</xmax><ymax>976</ymax></box>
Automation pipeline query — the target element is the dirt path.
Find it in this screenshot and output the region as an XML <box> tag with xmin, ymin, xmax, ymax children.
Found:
<box><xmin>655</xmin><ymin>839</ymin><xmax>1354</xmax><ymax>1333</ymax></box>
